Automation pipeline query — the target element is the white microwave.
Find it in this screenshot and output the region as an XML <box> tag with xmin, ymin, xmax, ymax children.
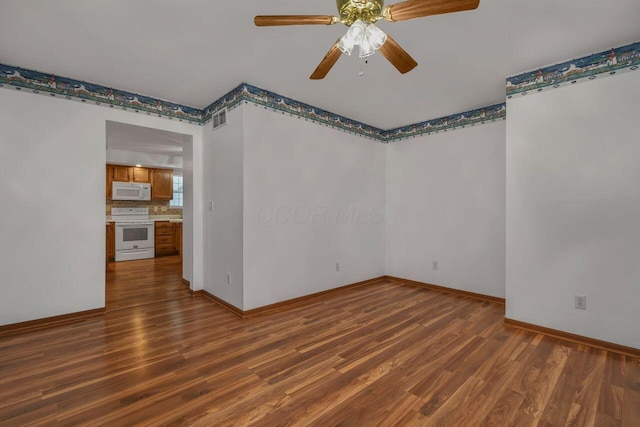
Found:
<box><xmin>112</xmin><ymin>182</ymin><xmax>151</xmax><ymax>201</ymax></box>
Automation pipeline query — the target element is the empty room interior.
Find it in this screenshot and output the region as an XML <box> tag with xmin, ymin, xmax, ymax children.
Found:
<box><xmin>0</xmin><ymin>0</ymin><xmax>639</xmax><ymax>425</ymax></box>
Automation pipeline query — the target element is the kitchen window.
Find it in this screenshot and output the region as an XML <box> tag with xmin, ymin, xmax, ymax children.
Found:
<box><xmin>170</xmin><ymin>173</ymin><xmax>183</xmax><ymax>208</ymax></box>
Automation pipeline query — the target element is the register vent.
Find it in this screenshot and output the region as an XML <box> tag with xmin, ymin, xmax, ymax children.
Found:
<box><xmin>212</xmin><ymin>109</ymin><xmax>227</xmax><ymax>130</ymax></box>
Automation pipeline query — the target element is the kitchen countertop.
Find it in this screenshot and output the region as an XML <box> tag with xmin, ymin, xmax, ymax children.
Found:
<box><xmin>106</xmin><ymin>216</ymin><xmax>182</xmax><ymax>224</ymax></box>
<box><xmin>150</xmin><ymin>215</ymin><xmax>182</xmax><ymax>222</ymax></box>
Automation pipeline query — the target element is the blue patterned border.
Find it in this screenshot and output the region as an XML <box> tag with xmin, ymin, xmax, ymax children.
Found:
<box><xmin>233</xmin><ymin>84</ymin><xmax>385</xmax><ymax>140</ymax></box>
<box><xmin>4</xmin><ymin>41</ymin><xmax>638</xmax><ymax>140</ymax></box>
<box><xmin>0</xmin><ymin>63</ymin><xmax>203</xmax><ymax>123</ymax></box>
<box><xmin>0</xmin><ymin>62</ymin><xmax>504</xmax><ymax>141</ymax></box>
<box><xmin>506</xmin><ymin>41</ymin><xmax>640</xmax><ymax>98</ymax></box>
<box><xmin>202</xmin><ymin>83</ymin><xmax>504</xmax><ymax>142</ymax></box>
<box><xmin>202</xmin><ymin>83</ymin><xmax>384</xmax><ymax>140</ymax></box>
<box><xmin>383</xmin><ymin>103</ymin><xmax>506</xmax><ymax>142</ymax></box>
<box><xmin>201</xmin><ymin>84</ymin><xmax>247</xmax><ymax>122</ymax></box>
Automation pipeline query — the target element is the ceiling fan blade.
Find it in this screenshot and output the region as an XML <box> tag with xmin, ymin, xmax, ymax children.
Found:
<box><xmin>383</xmin><ymin>0</ymin><xmax>479</xmax><ymax>22</ymax></box>
<box><xmin>378</xmin><ymin>35</ymin><xmax>418</xmax><ymax>74</ymax></box>
<box><xmin>254</xmin><ymin>15</ymin><xmax>337</xmax><ymax>26</ymax></box>
<box><xmin>310</xmin><ymin>40</ymin><xmax>342</xmax><ymax>80</ymax></box>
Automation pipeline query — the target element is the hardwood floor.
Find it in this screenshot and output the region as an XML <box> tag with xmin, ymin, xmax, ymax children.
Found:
<box><xmin>1</xmin><ymin>280</ymin><xmax>638</xmax><ymax>426</ymax></box>
<box><xmin>106</xmin><ymin>255</ymin><xmax>189</xmax><ymax>311</ymax></box>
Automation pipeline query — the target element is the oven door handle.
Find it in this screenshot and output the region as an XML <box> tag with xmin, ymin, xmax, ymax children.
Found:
<box><xmin>116</xmin><ymin>222</ymin><xmax>154</xmax><ymax>226</ymax></box>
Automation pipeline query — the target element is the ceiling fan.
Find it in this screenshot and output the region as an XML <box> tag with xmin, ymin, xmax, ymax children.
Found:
<box><xmin>255</xmin><ymin>0</ymin><xmax>480</xmax><ymax>79</ymax></box>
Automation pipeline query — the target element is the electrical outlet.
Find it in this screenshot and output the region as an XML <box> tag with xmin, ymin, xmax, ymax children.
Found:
<box><xmin>336</xmin><ymin>262</ymin><xmax>340</xmax><ymax>272</ymax></box>
<box><xmin>433</xmin><ymin>261</ymin><xmax>439</xmax><ymax>271</ymax></box>
<box><xmin>575</xmin><ymin>295</ymin><xmax>587</xmax><ymax>310</ymax></box>
<box><xmin>226</xmin><ymin>273</ymin><xmax>231</xmax><ymax>285</ymax></box>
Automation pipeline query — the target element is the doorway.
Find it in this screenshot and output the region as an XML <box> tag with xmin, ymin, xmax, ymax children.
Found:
<box><xmin>105</xmin><ymin>121</ymin><xmax>194</xmax><ymax>311</ymax></box>
<box><xmin>106</xmin><ymin>256</ymin><xmax>186</xmax><ymax>310</ymax></box>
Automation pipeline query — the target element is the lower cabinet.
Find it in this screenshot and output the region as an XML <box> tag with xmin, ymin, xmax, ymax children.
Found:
<box><xmin>174</xmin><ymin>223</ymin><xmax>182</xmax><ymax>257</ymax></box>
<box><xmin>106</xmin><ymin>223</ymin><xmax>115</xmax><ymax>262</ymax></box>
<box><xmin>155</xmin><ymin>221</ymin><xmax>182</xmax><ymax>257</ymax></box>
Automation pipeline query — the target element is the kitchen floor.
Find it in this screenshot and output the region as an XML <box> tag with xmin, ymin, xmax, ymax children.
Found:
<box><xmin>106</xmin><ymin>255</ymin><xmax>189</xmax><ymax>311</ymax></box>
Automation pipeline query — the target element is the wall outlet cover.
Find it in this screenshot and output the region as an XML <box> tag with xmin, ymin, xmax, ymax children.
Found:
<box><xmin>575</xmin><ymin>295</ymin><xmax>587</xmax><ymax>310</ymax></box>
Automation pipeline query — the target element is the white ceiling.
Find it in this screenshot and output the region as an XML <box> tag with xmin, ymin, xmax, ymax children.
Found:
<box><xmin>1</xmin><ymin>1</ymin><xmax>639</xmax><ymax>129</ymax></box>
<box><xmin>106</xmin><ymin>121</ymin><xmax>187</xmax><ymax>156</ymax></box>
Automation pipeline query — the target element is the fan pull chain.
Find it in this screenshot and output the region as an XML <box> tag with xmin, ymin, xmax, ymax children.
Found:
<box><xmin>358</xmin><ymin>59</ymin><xmax>368</xmax><ymax>77</ymax></box>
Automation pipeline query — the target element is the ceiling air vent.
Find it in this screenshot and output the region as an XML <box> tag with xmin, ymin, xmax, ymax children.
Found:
<box><xmin>212</xmin><ymin>109</ymin><xmax>227</xmax><ymax>130</ymax></box>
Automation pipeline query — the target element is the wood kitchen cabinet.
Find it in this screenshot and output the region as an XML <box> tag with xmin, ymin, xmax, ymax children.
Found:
<box><xmin>112</xmin><ymin>165</ymin><xmax>133</xmax><ymax>182</ymax></box>
<box><xmin>106</xmin><ymin>222</ymin><xmax>115</xmax><ymax>262</ymax></box>
<box><xmin>151</xmin><ymin>169</ymin><xmax>173</xmax><ymax>200</ymax></box>
<box><xmin>106</xmin><ymin>165</ymin><xmax>114</xmax><ymax>199</ymax></box>
<box><xmin>106</xmin><ymin>164</ymin><xmax>173</xmax><ymax>200</ymax></box>
<box><xmin>155</xmin><ymin>221</ymin><xmax>177</xmax><ymax>257</ymax></box>
<box><xmin>174</xmin><ymin>223</ymin><xmax>182</xmax><ymax>258</ymax></box>
<box><xmin>132</xmin><ymin>167</ymin><xmax>150</xmax><ymax>183</ymax></box>
<box><xmin>110</xmin><ymin>164</ymin><xmax>149</xmax><ymax>184</ymax></box>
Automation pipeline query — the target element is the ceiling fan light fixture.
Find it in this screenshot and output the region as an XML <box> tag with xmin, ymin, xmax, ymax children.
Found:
<box><xmin>359</xmin><ymin>34</ymin><xmax>375</xmax><ymax>58</ymax></box>
<box><xmin>366</xmin><ymin>23</ymin><xmax>387</xmax><ymax>50</ymax></box>
<box><xmin>338</xmin><ymin>19</ymin><xmax>367</xmax><ymax>55</ymax></box>
<box><xmin>339</xmin><ymin>19</ymin><xmax>386</xmax><ymax>58</ymax></box>
<box><xmin>338</xmin><ymin>35</ymin><xmax>354</xmax><ymax>55</ymax></box>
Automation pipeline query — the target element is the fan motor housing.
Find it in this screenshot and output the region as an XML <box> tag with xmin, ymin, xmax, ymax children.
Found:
<box><xmin>336</xmin><ymin>0</ymin><xmax>384</xmax><ymax>25</ymax></box>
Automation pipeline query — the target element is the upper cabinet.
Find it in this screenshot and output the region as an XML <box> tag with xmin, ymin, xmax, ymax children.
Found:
<box><xmin>106</xmin><ymin>164</ymin><xmax>173</xmax><ymax>200</ymax></box>
<box><xmin>113</xmin><ymin>165</ymin><xmax>133</xmax><ymax>182</ymax></box>
<box><xmin>106</xmin><ymin>165</ymin><xmax>114</xmax><ymax>199</ymax></box>
<box><xmin>132</xmin><ymin>167</ymin><xmax>150</xmax><ymax>183</ymax></box>
<box><xmin>151</xmin><ymin>169</ymin><xmax>173</xmax><ymax>200</ymax></box>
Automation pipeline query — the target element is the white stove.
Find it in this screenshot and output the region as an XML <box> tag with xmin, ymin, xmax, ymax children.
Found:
<box><xmin>111</xmin><ymin>207</ymin><xmax>155</xmax><ymax>261</ymax></box>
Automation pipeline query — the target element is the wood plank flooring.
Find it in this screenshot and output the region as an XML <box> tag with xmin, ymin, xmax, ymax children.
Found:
<box><xmin>1</xmin><ymin>274</ymin><xmax>639</xmax><ymax>425</ymax></box>
<box><xmin>106</xmin><ymin>255</ymin><xmax>189</xmax><ymax>311</ymax></box>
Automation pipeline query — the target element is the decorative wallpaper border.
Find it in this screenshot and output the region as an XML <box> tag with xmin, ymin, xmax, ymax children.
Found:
<box><xmin>3</xmin><ymin>40</ymin><xmax>638</xmax><ymax>141</ymax></box>
<box><xmin>0</xmin><ymin>61</ymin><xmax>504</xmax><ymax>142</ymax></box>
<box><xmin>201</xmin><ymin>84</ymin><xmax>247</xmax><ymax>123</ymax></box>
<box><xmin>202</xmin><ymin>83</ymin><xmax>505</xmax><ymax>142</ymax></box>
<box><xmin>5</xmin><ymin>39</ymin><xmax>639</xmax><ymax>141</ymax></box>
<box><xmin>207</xmin><ymin>84</ymin><xmax>386</xmax><ymax>141</ymax></box>
<box><xmin>0</xmin><ymin>63</ymin><xmax>203</xmax><ymax>123</ymax></box>
<box><xmin>242</xmin><ymin>83</ymin><xmax>385</xmax><ymax>141</ymax></box>
<box><xmin>506</xmin><ymin>41</ymin><xmax>640</xmax><ymax>98</ymax></box>
<box><xmin>382</xmin><ymin>103</ymin><xmax>506</xmax><ymax>142</ymax></box>
<box><xmin>0</xmin><ymin>61</ymin><xmax>506</xmax><ymax>142</ymax></box>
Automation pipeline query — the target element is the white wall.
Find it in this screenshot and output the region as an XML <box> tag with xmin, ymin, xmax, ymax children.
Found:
<box><xmin>506</xmin><ymin>71</ymin><xmax>640</xmax><ymax>348</ymax></box>
<box><xmin>182</xmin><ymin>135</ymin><xmax>204</xmax><ymax>290</ymax></box>
<box><xmin>242</xmin><ymin>105</ymin><xmax>386</xmax><ymax>310</ymax></box>
<box><xmin>203</xmin><ymin>106</ymin><xmax>244</xmax><ymax>308</ymax></box>
<box><xmin>386</xmin><ymin>122</ymin><xmax>506</xmax><ymax>298</ymax></box>
<box><xmin>0</xmin><ymin>89</ymin><xmax>203</xmax><ymax>326</ymax></box>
